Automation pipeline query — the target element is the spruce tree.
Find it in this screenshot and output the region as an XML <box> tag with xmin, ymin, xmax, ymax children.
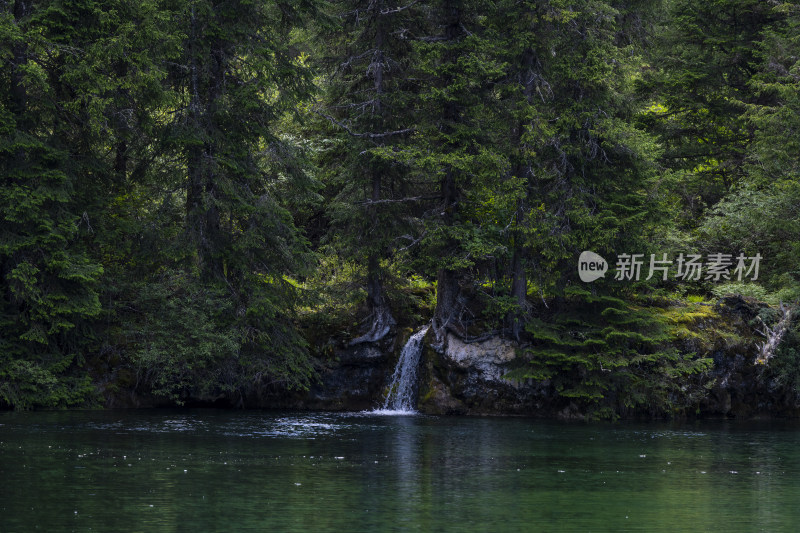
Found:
<box><xmin>137</xmin><ymin>0</ymin><xmax>321</xmax><ymax>401</ymax></box>
<box><xmin>639</xmin><ymin>0</ymin><xmax>784</xmax><ymax>222</ymax></box>
<box><xmin>700</xmin><ymin>2</ymin><xmax>800</xmax><ymax>295</ymax></box>
<box><xmin>404</xmin><ymin>0</ymin><xmax>507</xmax><ymax>340</ymax></box>
<box><xmin>0</xmin><ymin>0</ymin><xmax>105</xmax><ymax>407</ymax></box>
<box><xmin>487</xmin><ymin>0</ymin><xmax>662</xmax><ymax>322</ymax></box>
<box><xmin>315</xmin><ymin>0</ymin><xmax>426</xmax><ymax>342</ymax></box>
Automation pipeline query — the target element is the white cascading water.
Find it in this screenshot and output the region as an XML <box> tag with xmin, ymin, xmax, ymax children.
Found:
<box><xmin>380</xmin><ymin>325</ymin><xmax>430</xmax><ymax>413</ymax></box>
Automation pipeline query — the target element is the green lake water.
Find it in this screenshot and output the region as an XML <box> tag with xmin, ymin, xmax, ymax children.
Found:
<box><xmin>1</xmin><ymin>410</ymin><xmax>799</xmax><ymax>532</ymax></box>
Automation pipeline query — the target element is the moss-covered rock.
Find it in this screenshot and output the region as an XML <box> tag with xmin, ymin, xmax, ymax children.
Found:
<box><xmin>417</xmin><ymin>331</ymin><xmax>551</xmax><ymax>415</ymax></box>
<box><xmin>267</xmin><ymin>293</ymin><xmax>800</xmax><ymax>419</ymax></box>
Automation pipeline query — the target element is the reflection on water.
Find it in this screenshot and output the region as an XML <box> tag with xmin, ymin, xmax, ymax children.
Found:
<box><xmin>1</xmin><ymin>410</ymin><xmax>800</xmax><ymax>532</ymax></box>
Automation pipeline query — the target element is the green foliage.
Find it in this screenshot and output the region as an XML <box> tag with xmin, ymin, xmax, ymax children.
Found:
<box><xmin>106</xmin><ymin>0</ymin><xmax>321</xmax><ymax>403</ymax></box>
<box><xmin>475</xmin><ymin>0</ymin><xmax>666</xmax><ymax>315</ymax></box>
<box><xmin>1</xmin><ymin>0</ymin><xmax>799</xmax><ymax>415</ymax></box>
<box><xmin>712</xmin><ymin>282</ymin><xmax>770</xmax><ymax>302</ymax></box>
<box><xmin>697</xmin><ymin>4</ymin><xmax>800</xmax><ymax>298</ymax></box>
<box><xmin>107</xmin><ymin>269</ymin><xmax>312</xmax><ymax>404</ymax></box>
<box><xmin>701</xmin><ymin>182</ymin><xmax>800</xmax><ymax>293</ymax></box>
<box><xmin>309</xmin><ymin>0</ymin><xmax>431</xmax><ymax>331</ymax></box>
<box><xmin>637</xmin><ymin>0</ymin><xmax>784</xmax><ymax>218</ymax></box>
<box><xmin>399</xmin><ymin>1</ymin><xmax>509</xmax><ymax>281</ymax></box>
<box><xmin>511</xmin><ymin>292</ymin><xmax>714</xmax><ymax>418</ymax></box>
<box><xmin>0</xmin><ymin>0</ymin><xmax>321</xmax><ymax>409</ymax></box>
<box><xmin>0</xmin><ymin>0</ymin><xmax>106</xmax><ymax>408</ymax></box>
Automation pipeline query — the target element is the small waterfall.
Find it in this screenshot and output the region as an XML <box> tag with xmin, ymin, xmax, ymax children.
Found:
<box><xmin>380</xmin><ymin>325</ymin><xmax>430</xmax><ymax>413</ymax></box>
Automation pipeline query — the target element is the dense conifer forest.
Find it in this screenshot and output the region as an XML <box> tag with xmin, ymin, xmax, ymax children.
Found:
<box><xmin>2</xmin><ymin>0</ymin><xmax>799</xmax><ymax>414</ymax></box>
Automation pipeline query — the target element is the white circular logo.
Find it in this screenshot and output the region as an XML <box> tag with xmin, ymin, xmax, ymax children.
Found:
<box><xmin>578</xmin><ymin>251</ymin><xmax>608</xmax><ymax>282</ymax></box>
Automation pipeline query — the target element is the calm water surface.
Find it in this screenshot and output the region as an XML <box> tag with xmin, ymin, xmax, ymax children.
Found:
<box><xmin>1</xmin><ymin>410</ymin><xmax>799</xmax><ymax>532</ymax></box>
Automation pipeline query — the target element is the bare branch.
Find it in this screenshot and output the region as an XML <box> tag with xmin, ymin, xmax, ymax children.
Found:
<box><xmin>380</xmin><ymin>1</ymin><xmax>419</xmax><ymax>15</ymax></box>
<box><xmin>396</xmin><ymin>231</ymin><xmax>427</xmax><ymax>252</ymax></box>
<box><xmin>756</xmin><ymin>302</ymin><xmax>794</xmax><ymax>365</ymax></box>
<box><xmin>359</xmin><ymin>195</ymin><xmax>437</xmax><ymax>205</ymax></box>
<box><xmin>314</xmin><ymin>108</ymin><xmax>414</xmax><ymax>140</ymax></box>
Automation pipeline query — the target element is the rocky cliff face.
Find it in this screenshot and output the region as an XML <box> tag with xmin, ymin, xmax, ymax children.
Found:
<box><xmin>701</xmin><ymin>296</ymin><xmax>800</xmax><ymax>418</ymax></box>
<box><xmin>273</xmin><ymin>333</ymin><xmax>401</xmax><ymax>411</ymax></box>
<box><xmin>415</xmin><ymin>297</ymin><xmax>800</xmax><ymax>419</ymax></box>
<box><xmin>303</xmin><ymin>342</ymin><xmax>391</xmax><ymax>410</ymax></box>
<box><xmin>274</xmin><ymin>327</ymin><xmax>555</xmax><ymax>415</ymax></box>
<box><xmin>293</xmin><ymin>296</ymin><xmax>800</xmax><ymax>419</ymax></box>
<box><xmin>417</xmin><ymin>332</ymin><xmax>544</xmax><ymax>415</ymax></box>
<box><xmin>137</xmin><ymin>295</ymin><xmax>796</xmax><ymax>417</ymax></box>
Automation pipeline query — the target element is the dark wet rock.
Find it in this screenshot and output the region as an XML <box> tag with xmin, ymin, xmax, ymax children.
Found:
<box><xmin>285</xmin><ymin>296</ymin><xmax>799</xmax><ymax>419</ymax></box>
<box><xmin>700</xmin><ymin>296</ymin><xmax>800</xmax><ymax>418</ymax></box>
<box><xmin>304</xmin><ymin>364</ymin><xmax>387</xmax><ymax>411</ymax></box>
<box><xmin>293</xmin><ymin>333</ymin><xmax>398</xmax><ymax>411</ymax></box>
<box><xmin>714</xmin><ymin>294</ymin><xmax>769</xmax><ymax>328</ymax></box>
<box><xmin>104</xmin><ymin>295</ymin><xmax>799</xmax><ymax>418</ymax></box>
<box><xmin>335</xmin><ymin>343</ymin><xmax>385</xmax><ymax>365</ymax></box>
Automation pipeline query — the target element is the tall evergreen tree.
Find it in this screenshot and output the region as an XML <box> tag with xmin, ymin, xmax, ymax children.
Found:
<box><xmin>403</xmin><ymin>0</ymin><xmax>507</xmax><ymax>340</ymax></box>
<box><xmin>639</xmin><ymin>0</ymin><xmax>784</xmax><ymax>224</ymax></box>
<box><xmin>0</xmin><ymin>0</ymin><xmax>105</xmax><ymax>407</ymax></box>
<box><xmin>486</xmin><ymin>1</ymin><xmax>662</xmax><ymax>328</ymax></box>
<box><xmin>315</xmin><ymin>0</ymin><xmax>426</xmax><ymax>343</ymax></box>
<box><xmin>134</xmin><ymin>0</ymin><xmax>322</xmax><ymax>401</ymax></box>
<box><xmin>484</xmin><ymin>1</ymin><xmax>705</xmax><ymax>416</ymax></box>
<box><xmin>700</xmin><ymin>2</ymin><xmax>800</xmax><ymax>295</ymax></box>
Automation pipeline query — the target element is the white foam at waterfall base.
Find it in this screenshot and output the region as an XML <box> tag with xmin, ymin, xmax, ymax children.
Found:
<box><xmin>368</xmin><ymin>409</ymin><xmax>420</xmax><ymax>416</ymax></box>
<box><xmin>371</xmin><ymin>325</ymin><xmax>430</xmax><ymax>415</ymax></box>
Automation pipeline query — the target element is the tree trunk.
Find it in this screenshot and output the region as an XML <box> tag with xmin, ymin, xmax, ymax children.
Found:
<box><xmin>432</xmin><ymin>3</ymin><xmax>465</xmax><ymax>341</ymax></box>
<box><xmin>350</xmin><ymin>2</ymin><xmax>395</xmax><ymax>344</ymax></box>
<box><xmin>113</xmin><ymin>62</ymin><xmax>129</xmax><ymax>185</ymax></box>
<box><xmin>366</xmin><ymin>8</ymin><xmax>386</xmax><ymax>318</ymax></box>
<box><xmin>509</xmin><ymin>243</ymin><xmax>526</xmax><ymax>339</ymax></box>
<box><xmin>186</xmin><ymin>5</ymin><xmax>204</xmax><ymax>253</ymax></box>
<box><xmin>4</xmin><ymin>0</ymin><xmax>29</xmax><ymax>299</ymax></box>
<box><xmin>10</xmin><ymin>1</ymin><xmax>27</xmax><ymax>112</ymax></box>
<box><xmin>185</xmin><ymin>5</ymin><xmax>223</xmax><ymax>280</ymax></box>
<box><xmin>434</xmin><ymin>266</ymin><xmax>460</xmax><ymax>336</ymax></box>
<box><xmin>433</xmin><ymin>167</ymin><xmax>461</xmax><ymax>338</ymax></box>
<box><xmin>10</xmin><ymin>0</ymin><xmax>29</xmax><ymax>133</ymax></box>
<box><xmin>507</xmin><ymin>46</ymin><xmax>536</xmax><ymax>339</ymax></box>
